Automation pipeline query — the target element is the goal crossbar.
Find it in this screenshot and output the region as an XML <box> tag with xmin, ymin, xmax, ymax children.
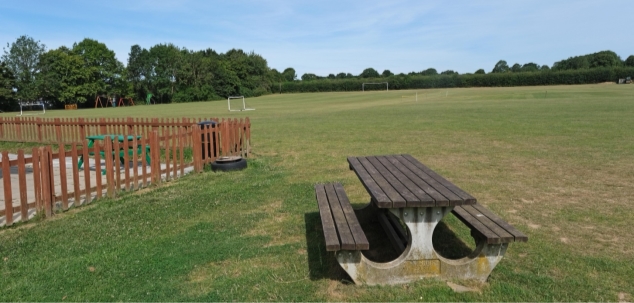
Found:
<box><xmin>362</xmin><ymin>82</ymin><xmax>389</xmax><ymax>92</ymax></box>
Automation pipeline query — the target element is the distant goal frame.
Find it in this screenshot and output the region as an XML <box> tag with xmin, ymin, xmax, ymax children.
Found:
<box><xmin>362</xmin><ymin>82</ymin><xmax>389</xmax><ymax>92</ymax></box>
<box><xmin>227</xmin><ymin>96</ymin><xmax>255</xmax><ymax>112</ymax></box>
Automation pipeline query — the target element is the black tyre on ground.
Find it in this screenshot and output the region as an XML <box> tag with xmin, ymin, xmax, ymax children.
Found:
<box><xmin>210</xmin><ymin>158</ymin><xmax>247</xmax><ymax>172</ymax></box>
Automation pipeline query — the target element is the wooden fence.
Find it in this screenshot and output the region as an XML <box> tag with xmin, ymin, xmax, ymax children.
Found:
<box><xmin>0</xmin><ymin>118</ymin><xmax>250</xmax><ymax>227</ymax></box>
<box><xmin>0</xmin><ymin>116</ymin><xmax>243</xmax><ymax>145</ymax></box>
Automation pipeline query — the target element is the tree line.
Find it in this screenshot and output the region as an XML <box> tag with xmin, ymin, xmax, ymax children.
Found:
<box><xmin>1</xmin><ymin>35</ymin><xmax>633</xmax><ymax>111</ymax></box>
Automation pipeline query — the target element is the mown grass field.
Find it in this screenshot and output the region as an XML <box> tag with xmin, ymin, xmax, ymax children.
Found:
<box><xmin>1</xmin><ymin>84</ymin><xmax>633</xmax><ymax>301</ymax></box>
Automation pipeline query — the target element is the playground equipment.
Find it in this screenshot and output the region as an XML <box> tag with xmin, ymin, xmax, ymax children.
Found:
<box><xmin>228</xmin><ymin>96</ymin><xmax>255</xmax><ymax>111</ymax></box>
<box><xmin>94</xmin><ymin>95</ymin><xmax>109</xmax><ymax>108</ymax></box>
<box><xmin>117</xmin><ymin>97</ymin><xmax>135</xmax><ymax>106</ymax></box>
<box><xmin>18</xmin><ymin>101</ymin><xmax>46</xmax><ymax>116</ymax></box>
<box><xmin>146</xmin><ymin>93</ymin><xmax>156</xmax><ymax>105</ymax></box>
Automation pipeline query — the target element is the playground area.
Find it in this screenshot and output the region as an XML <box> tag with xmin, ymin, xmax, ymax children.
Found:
<box><xmin>0</xmin><ymin>152</ymin><xmax>184</xmax><ymax>226</ymax></box>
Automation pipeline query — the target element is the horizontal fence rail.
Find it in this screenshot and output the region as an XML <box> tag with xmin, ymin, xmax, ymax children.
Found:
<box><xmin>0</xmin><ymin>118</ymin><xmax>251</xmax><ymax>227</ymax></box>
<box><xmin>0</xmin><ymin>116</ymin><xmax>251</xmax><ymax>146</ymax></box>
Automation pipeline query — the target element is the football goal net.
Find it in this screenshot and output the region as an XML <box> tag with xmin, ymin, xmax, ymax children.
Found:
<box><xmin>227</xmin><ymin>96</ymin><xmax>255</xmax><ymax>112</ymax></box>
<box><xmin>362</xmin><ymin>82</ymin><xmax>388</xmax><ymax>92</ymax></box>
<box><xmin>18</xmin><ymin>101</ymin><xmax>46</xmax><ymax>116</ymax></box>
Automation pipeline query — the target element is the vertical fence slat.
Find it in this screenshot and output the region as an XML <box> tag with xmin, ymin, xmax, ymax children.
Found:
<box><xmin>58</xmin><ymin>144</ymin><xmax>68</xmax><ymax>210</ymax></box>
<box><xmin>141</xmin><ymin>136</ymin><xmax>148</xmax><ymax>187</ymax></box>
<box><xmin>179</xmin><ymin>129</ymin><xmax>185</xmax><ymax>177</ymax></box>
<box><xmin>83</xmin><ymin>139</ymin><xmax>92</xmax><ymax>204</ymax></box>
<box><xmin>18</xmin><ymin>150</ymin><xmax>28</xmax><ymax>222</ymax></box>
<box><xmin>32</xmin><ymin>147</ymin><xmax>42</xmax><ymax>213</ymax></box>
<box><xmin>123</xmin><ymin>135</ymin><xmax>131</xmax><ymax>191</ymax></box>
<box><xmin>71</xmin><ymin>143</ymin><xmax>81</xmax><ymax>207</ymax></box>
<box><xmin>132</xmin><ymin>136</ymin><xmax>138</xmax><ymax>190</ymax></box>
<box><xmin>113</xmin><ymin>137</ymin><xmax>121</xmax><ymax>191</ymax></box>
<box><xmin>191</xmin><ymin>125</ymin><xmax>202</xmax><ymax>172</ymax></box>
<box><xmin>104</xmin><ymin>137</ymin><xmax>115</xmax><ymax>198</ymax></box>
<box><xmin>171</xmin><ymin>131</ymin><xmax>177</xmax><ymax>179</ymax></box>
<box><xmin>151</xmin><ymin>131</ymin><xmax>160</xmax><ymax>184</ymax></box>
<box><xmin>2</xmin><ymin>151</ymin><xmax>14</xmax><ymax>226</ymax></box>
<box><xmin>40</xmin><ymin>147</ymin><xmax>52</xmax><ymax>217</ymax></box>
<box><xmin>163</xmin><ymin>132</ymin><xmax>169</xmax><ymax>181</ymax></box>
<box><xmin>94</xmin><ymin>141</ymin><xmax>102</xmax><ymax>200</ymax></box>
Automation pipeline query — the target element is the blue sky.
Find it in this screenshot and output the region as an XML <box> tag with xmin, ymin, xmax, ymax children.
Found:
<box><xmin>1</xmin><ymin>0</ymin><xmax>631</xmax><ymax>77</ymax></box>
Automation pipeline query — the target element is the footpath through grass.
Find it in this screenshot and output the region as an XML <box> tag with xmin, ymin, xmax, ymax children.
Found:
<box><xmin>1</xmin><ymin>84</ymin><xmax>633</xmax><ymax>301</ymax></box>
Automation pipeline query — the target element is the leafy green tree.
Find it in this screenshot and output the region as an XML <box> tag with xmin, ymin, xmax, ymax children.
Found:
<box><xmin>149</xmin><ymin>43</ymin><xmax>182</xmax><ymax>102</ymax></box>
<box><xmin>268</xmin><ymin>68</ymin><xmax>284</xmax><ymax>83</ymax></box>
<box><xmin>421</xmin><ymin>68</ymin><xmax>438</xmax><ymax>76</ymax></box>
<box><xmin>440</xmin><ymin>70</ymin><xmax>458</xmax><ymax>75</ymax></box>
<box><xmin>382</xmin><ymin>69</ymin><xmax>393</xmax><ymax>77</ymax></box>
<box><xmin>301</xmin><ymin>73</ymin><xmax>318</xmax><ymax>81</ymax></box>
<box><xmin>327</xmin><ymin>73</ymin><xmax>335</xmax><ymax>79</ymax></box>
<box><xmin>72</xmin><ymin>38</ymin><xmax>124</xmax><ymax>97</ymax></box>
<box><xmin>625</xmin><ymin>55</ymin><xmax>634</xmax><ymax>67</ymax></box>
<box><xmin>336</xmin><ymin>72</ymin><xmax>347</xmax><ymax>79</ymax></box>
<box><xmin>540</xmin><ymin>65</ymin><xmax>550</xmax><ymax>71</ymax></box>
<box><xmin>360</xmin><ymin>68</ymin><xmax>379</xmax><ymax>78</ymax></box>
<box><xmin>37</xmin><ymin>47</ymin><xmax>92</xmax><ymax>104</ymax></box>
<box><xmin>0</xmin><ymin>61</ymin><xmax>16</xmax><ymax>110</ymax></box>
<box><xmin>475</xmin><ymin>69</ymin><xmax>486</xmax><ymax>74</ymax></box>
<box><xmin>521</xmin><ymin>62</ymin><xmax>540</xmax><ymax>72</ymax></box>
<box><xmin>282</xmin><ymin>68</ymin><xmax>297</xmax><ymax>82</ymax></box>
<box><xmin>1</xmin><ymin>35</ymin><xmax>46</xmax><ymax>101</ymax></box>
<box><xmin>491</xmin><ymin>60</ymin><xmax>509</xmax><ymax>73</ymax></box>
<box><xmin>127</xmin><ymin>44</ymin><xmax>154</xmax><ymax>99</ymax></box>
<box><xmin>553</xmin><ymin>55</ymin><xmax>589</xmax><ymax>70</ymax></box>
<box><xmin>511</xmin><ymin>63</ymin><xmax>522</xmax><ymax>72</ymax></box>
<box><xmin>590</xmin><ymin>51</ymin><xmax>621</xmax><ymax>68</ymax></box>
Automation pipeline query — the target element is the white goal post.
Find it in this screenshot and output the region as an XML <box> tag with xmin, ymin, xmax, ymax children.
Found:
<box><xmin>362</xmin><ymin>82</ymin><xmax>389</xmax><ymax>92</ymax></box>
<box><xmin>18</xmin><ymin>101</ymin><xmax>46</xmax><ymax>116</ymax></box>
<box><xmin>227</xmin><ymin>96</ymin><xmax>255</xmax><ymax>112</ymax></box>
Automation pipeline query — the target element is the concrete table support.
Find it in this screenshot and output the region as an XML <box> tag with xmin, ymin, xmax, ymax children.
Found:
<box><xmin>336</xmin><ymin>206</ymin><xmax>508</xmax><ymax>285</ymax></box>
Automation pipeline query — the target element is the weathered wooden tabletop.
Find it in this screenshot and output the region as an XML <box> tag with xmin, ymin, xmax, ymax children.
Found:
<box><xmin>348</xmin><ymin>154</ymin><xmax>476</xmax><ymax>208</ymax></box>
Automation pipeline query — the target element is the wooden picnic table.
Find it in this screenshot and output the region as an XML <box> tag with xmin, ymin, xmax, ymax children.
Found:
<box><xmin>315</xmin><ymin>154</ymin><xmax>527</xmax><ymax>285</ymax></box>
<box><xmin>78</xmin><ymin>135</ymin><xmax>151</xmax><ymax>173</ymax></box>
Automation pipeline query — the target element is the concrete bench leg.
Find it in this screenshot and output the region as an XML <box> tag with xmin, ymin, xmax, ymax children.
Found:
<box><xmin>334</xmin><ymin>206</ymin><xmax>508</xmax><ymax>285</ymax></box>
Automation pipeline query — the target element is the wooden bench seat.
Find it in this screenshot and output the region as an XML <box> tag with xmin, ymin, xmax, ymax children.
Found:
<box><xmin>315</xmin><ymin>183</ymin><xmax>369</xmax><ymax>251</ymax></box>
<box><xmin>452</xmin><ymin>204</ymin><xmax>528</xmax><ymax>244</ymax></box>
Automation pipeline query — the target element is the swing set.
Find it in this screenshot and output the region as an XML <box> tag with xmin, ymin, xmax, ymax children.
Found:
<box><xmin>94</xmin><ymin>94</ymin><xmax>135</xmax><ymax>108</ymax></box>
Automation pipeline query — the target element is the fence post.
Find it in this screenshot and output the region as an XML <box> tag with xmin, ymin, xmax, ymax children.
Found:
<box><xmin>150</xmin><ymin>130</ymin><xmax>161</xmax><ymax>184</ymax></box>
<box><xmin>2</xmin><ymin>151</ymin><xmax>13</xmax><ymax>226</ymax></box>
<box><xmin>40</xmin><ymin>147</ymin><xmax>55</xmax><ymax>217</ymax></box>
<box><xmin>104</xmin><ymin>136</ymin><xmax>116</xmax><ymax>198</ymax></box>
<box><xmin>191</xmin><ymin>124</ymin><xmax>202</xmax><ymax>172</ymax></box>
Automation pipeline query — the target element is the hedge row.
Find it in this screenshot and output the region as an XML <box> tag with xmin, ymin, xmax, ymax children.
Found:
<box><xmin>279</xmin><ymin>67</ymin><xmax>634</xmax><ymax>93</ymax></box>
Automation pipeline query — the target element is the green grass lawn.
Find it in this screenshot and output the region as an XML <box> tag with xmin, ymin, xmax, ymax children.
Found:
<box><xmin>1</xmin><ymin>84</ymin><xmax>633</xmax><ymax>301</ymax></box>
